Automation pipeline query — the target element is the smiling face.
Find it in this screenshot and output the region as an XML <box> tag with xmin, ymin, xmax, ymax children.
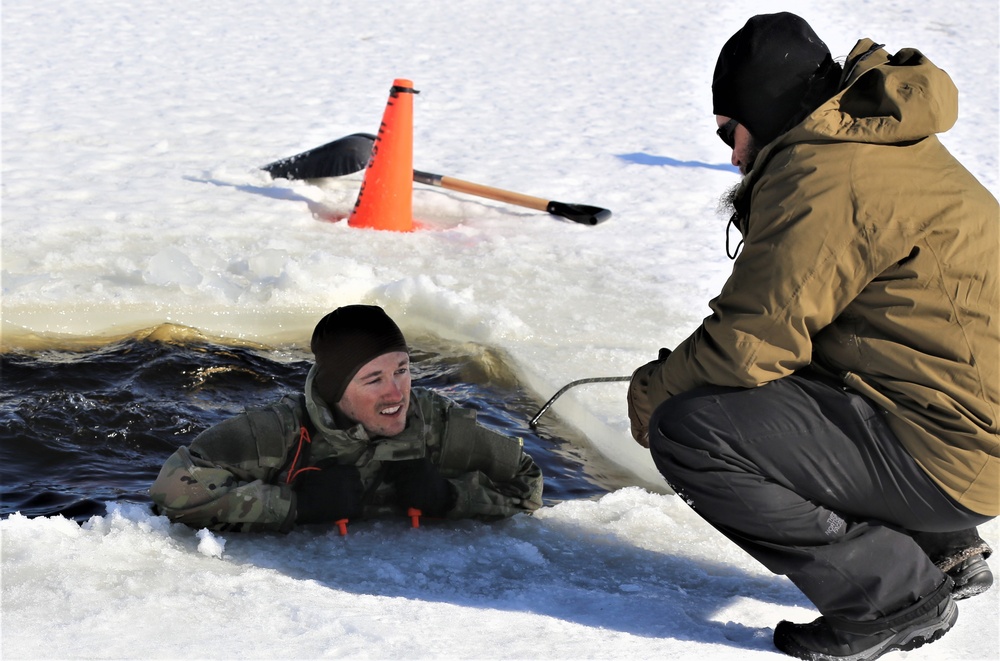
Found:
<box><xmin>335</xmin><ymin>351</ymin><xmax>411</xmax><ymax>437</ymax></box>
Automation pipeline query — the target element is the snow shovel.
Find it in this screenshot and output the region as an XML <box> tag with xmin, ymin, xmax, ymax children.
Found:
<box><xmin>261</xmin><ymin>133</ymin><xmax>612</xmax><ymax>226</ymax></box>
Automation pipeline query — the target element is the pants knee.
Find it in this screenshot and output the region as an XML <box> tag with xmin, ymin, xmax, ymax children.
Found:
<box><xmin>648</xmin><ymin>387</ymin><xmax>735</xmax><ymax>483</ymax></box>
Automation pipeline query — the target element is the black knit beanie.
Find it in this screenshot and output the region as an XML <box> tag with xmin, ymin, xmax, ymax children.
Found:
<box><xmin>712</xmin><ymin>13</ymin><xmax>839</xmax><ymax>146</ymax></box>
<box><xmin>310</xmin><ymin>305</ymin><xmax>408</xmax><ymax>405</ymax></box>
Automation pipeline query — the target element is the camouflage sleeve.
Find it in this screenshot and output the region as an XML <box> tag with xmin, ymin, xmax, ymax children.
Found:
<box><xmin>434</xmin><ymin>405</ymin><xmax>545</xmax><ymax>520</ymax></box>
<box><xmin>149</xmin><ymin>407</ymin><xmax>300</xmax><ymax>533</ymax></box>
<box><xmin>149</xmin><ymin>446</ymin><xmax>296</xmax><ymax>532</ymax></box>
<box><xmin>446</xmin><ymin>452</ymin><xmax>543</xmax><ymax>520</ymax></box>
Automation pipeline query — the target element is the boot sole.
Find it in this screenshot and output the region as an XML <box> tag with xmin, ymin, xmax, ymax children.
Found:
<box><xmin>775</xmin><ymin>598</ymin><xmax>958</xmax><ymax>661</ymax></box>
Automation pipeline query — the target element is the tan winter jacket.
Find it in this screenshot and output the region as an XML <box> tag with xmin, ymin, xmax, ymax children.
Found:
<box><xmin>629</xmin><ymin>39</ymin><xmax>999</xmax><ymax>515</ymax></box>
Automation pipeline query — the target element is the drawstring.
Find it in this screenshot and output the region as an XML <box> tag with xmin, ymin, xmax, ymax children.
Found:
<box><xmin>725</xmin><ymin>213</ymin><xmax>744</xmax><ymax>260</ymax></box>
<box><xmin>285</xmin><ymin>426</ymin><xmax>319</xmax><ymax>484</ymax></box>
<box><xmin>840</xmin><ymin>42</ymin><xmax>884</xmax><ymax>87</ymax></box>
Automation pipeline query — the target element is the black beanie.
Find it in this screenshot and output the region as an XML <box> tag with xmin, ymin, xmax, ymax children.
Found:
<box><xmin>310</xmin><ymin>305</ymin><xmax>408</xmax><ymax>405</ymax></box>
<box><xmin>712</xmin><ymin>13</ymin><xmax>837</xmax><ymax>146</ymax></box>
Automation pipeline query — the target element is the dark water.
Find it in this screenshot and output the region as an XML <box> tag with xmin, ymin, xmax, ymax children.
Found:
<box><xmin>1</xmin><ymin>335</ymin><xmax>627</xmax><ymax>522</ymax></box>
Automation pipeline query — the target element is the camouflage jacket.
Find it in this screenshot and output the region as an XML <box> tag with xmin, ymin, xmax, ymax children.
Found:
<box><xmin>150</xmin><ymin>367</ymin><xmax>544</xmax><ymax>532</ymax></box>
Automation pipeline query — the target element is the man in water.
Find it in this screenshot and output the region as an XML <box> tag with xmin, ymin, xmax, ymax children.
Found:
<box><xmin>627</xmin><ymin>13</ymin><xmax>997</xmax><ymax>661</ymax></box>
<box><xmin>151</xmin><ymin>304</ymin><xmax>543</xmax><ymax>533</ymax></box>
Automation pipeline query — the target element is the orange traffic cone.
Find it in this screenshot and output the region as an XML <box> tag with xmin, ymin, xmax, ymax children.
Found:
<box><xmin>348</xmin><ymin>79</ymin><xmax>418</xmax><ymax>231</ymax></box>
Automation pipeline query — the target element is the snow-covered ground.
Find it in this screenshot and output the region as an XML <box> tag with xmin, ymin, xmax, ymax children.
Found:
<box><xmin>2</xmin><ymin>1</ymin><xmax>997</xmax><ymax>659</ymax></box>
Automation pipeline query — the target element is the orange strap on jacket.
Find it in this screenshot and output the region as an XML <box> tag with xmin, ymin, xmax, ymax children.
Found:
<box><xmin>285</xmin><ymin>426</ymin><xmax>320</xmax><ymax>484</ymax></box>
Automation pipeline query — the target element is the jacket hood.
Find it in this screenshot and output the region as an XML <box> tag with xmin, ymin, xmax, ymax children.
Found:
<box><xmin>728</xmin><ymin>38</ymin><xmax>961</xmax><ymax>239</ymax></box>
<box><xmin>789</xmin><ymin>38</ymin><xmax>959</xmax><ymax>146</ymax></box>
<box><xmin>303</xmin><ymin>364</ymin><xmax>372</xmax><ymax>463</ymax></box>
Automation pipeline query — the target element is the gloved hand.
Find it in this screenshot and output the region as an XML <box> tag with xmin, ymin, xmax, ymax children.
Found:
<box><xmin>294</xmin><ymin>461</ymin><xmax>364</xmax><ymax>524</ymax></box>
<box><xmin>383</xmin><ymin>458</ymin><xmax>455</xmax><ymax>517</ymax></box>
<box><xmin>627</xmin><ymin>348</ymin><xmax>671</xmax><ymax>448</ymax></box>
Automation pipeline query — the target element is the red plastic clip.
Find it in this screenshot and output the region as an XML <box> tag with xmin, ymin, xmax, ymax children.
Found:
<box><xmin>334</xmin><ymin>518</ymin><xmax>349</xmax><ymax>536</ymax></box>
<box><xmin>407</xmin><ymin>507</ymin><xmax>422</xmax><ymax>529</ymax></box>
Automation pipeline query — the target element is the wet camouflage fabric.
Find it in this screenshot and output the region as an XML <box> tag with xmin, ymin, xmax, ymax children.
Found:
<box><xmin>150</xmin><ymin>383</ymin><xmax>543</xmax><ymax>532</ymax></box>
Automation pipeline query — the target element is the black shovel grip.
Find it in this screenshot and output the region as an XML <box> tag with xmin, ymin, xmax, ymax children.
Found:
<box><xmin>545</xmin><ymin>201</ymin><xmax>613</xmax><ymax>226</ymax></box>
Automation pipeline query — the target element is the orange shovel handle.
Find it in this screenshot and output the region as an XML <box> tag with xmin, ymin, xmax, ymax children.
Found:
<box><xmin>413</xmin><ymin>170</ymin><xmax>610</xmax><ymax>225</ymax></box>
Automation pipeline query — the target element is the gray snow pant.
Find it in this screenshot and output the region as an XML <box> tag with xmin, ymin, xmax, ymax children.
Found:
<box><xmin>648</xmin><ymin>371</ymin><xmax>991</xmax><ymax>622</ymax></box>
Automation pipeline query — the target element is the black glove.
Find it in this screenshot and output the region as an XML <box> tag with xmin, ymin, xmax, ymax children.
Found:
<box><xmin>383</xmin><ymin>458</ymin><xmax>455</xmax><ymax>517</ymax></box>
<box><xmin>294</xmin><ymin>462</ymin><xmax>364</xmax><ymax>524</ymax></box>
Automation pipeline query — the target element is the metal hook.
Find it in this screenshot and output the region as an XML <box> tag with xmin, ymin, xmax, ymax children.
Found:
<box><xmin>529</xmin><ymin>376</ymin><xmax>631</xmax><ymax>428</ymax></box>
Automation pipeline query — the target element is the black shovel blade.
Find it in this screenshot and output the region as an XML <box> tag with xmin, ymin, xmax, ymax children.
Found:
<box><xmin>262</xmin><ymin>133</ymin><xmax>376</xmax><ymax>180</ymax></box>
<box><xmin>546</xmin><ymin>201</ymin><xmax>612</xmax><ymax>225</ymax></box>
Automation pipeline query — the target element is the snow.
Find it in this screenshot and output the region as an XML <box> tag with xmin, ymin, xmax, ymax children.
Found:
<box><xmin>2</xmin><ymin>1</ymin><xmax>997</xmax><ymax>659</ymax></box>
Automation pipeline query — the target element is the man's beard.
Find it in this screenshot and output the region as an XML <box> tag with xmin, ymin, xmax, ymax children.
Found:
<box><xmin>717</xmin><ymin>181</ymin><xmax>741</xmax><ymax>220</ymax></box>
<box><xmin>739</xmin><ymin>136</ymin><xmax>761</xmax><ymax>176</ymax></box>
<box><xmin>716</xmin><ymin>137</ymin><xmax>761</xmax><ymax>219</ymax></box>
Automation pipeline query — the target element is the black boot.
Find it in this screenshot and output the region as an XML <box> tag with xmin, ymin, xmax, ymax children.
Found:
<box><xmin>910</xmin><ymin>528</ymin><xmax>993</xmax><ymax>600</ymax></box>
<box><xmin>773</xmin><ymin>579</ymin><xmax>957</xmax><ymax>661</ymax></box>
<box><xmin>948</xmin><ymin>555</ymin><xmax>993</xmax><ymax>600</ymax></box>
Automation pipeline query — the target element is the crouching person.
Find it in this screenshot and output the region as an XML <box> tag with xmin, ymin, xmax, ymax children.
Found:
<box><xmin>628</xmin><ymin>12</ymin><xmax>996</xmax><ymax>661</ymax></box>
<box><xmin>150</xmin><ymin>305</ymin><xmax>543</xmax><ymax>533</ymax></box>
